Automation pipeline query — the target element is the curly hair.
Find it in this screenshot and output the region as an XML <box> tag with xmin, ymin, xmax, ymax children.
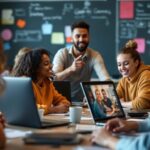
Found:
<box><xmin>13</xmin><ymin>48</ymin><xmax>50</xmax><ymax>81</ymax></box>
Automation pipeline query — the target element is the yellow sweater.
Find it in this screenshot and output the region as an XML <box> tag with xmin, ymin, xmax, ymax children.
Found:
<box><xmin>117</xmin><ymin>63</ymin><xmax>150</xmax><ymax>110</ymax></box>
<box><xmin>32</xmin><ymin>79</ymin><xmax>70</xmax><ymax>114</ymax></box>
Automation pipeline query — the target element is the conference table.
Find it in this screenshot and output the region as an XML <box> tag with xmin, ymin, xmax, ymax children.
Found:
<box><xmin>4</xmin><ymin>107</ymin><xmax>146</xmax><ymax>150</ymax></box>
<box><xmin>4</xmin><ymin>108</ymin><xmax>104</xmax><ymax>150</ymax></box>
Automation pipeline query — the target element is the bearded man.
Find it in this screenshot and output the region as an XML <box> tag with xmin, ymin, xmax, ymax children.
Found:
<box><xmin>53</xmin><ymin>21</ymin><xmax>110</xmax><ymax>103</ymax></box>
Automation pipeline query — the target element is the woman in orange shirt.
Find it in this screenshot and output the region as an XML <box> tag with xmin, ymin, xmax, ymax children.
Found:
<box><xmin>13</xmin><ymin>48</ymin><xmax>70</xmax><ymax>115</ymax></box>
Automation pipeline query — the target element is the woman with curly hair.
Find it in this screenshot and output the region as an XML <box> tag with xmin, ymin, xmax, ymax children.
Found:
<box><xmin>13</xmin><ymin>48</ymin><xmax>70</xmax><ymax>115</ymax></box>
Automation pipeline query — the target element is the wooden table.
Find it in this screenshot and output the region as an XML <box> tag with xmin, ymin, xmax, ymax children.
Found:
<box><xmin>4</xmin><ymin>108</ymin><xmax>97</xmax><ymax>150</ymax></box>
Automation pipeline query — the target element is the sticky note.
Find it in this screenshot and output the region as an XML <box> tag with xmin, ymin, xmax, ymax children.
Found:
<box><xmin>66</xmin><ymin>37</ymin><xmax>72</xmax><ymax>43</ymax></box>
<box><xmin>1</xmin><ymin>9</ymin><xmax>14</xmax><ymax>25</ymax></box>
<box><xmin>120</xmin><ymin>1</ymin><xmax>134</xmax><ymax>19</ymax></box>
<box><xmin>16</xmin><ymin>19</ymin><xmax>26</xmax><ymax>28</ymax></box>
<box><xmin>65</xmin><ymin>25</ymin><xmax>72</xmax><ymax>37</ymax></box>
<box><xmin>134</xmin><ymin>38</ymin><xmax>145</xmax><ymax>53</ymax></box>
<box><xmin>42</xmin><ymin>22</ymin><xmax>53</xmax><ymax>35</ymax></box>
<box><xmin>51</xmin><ymin>32</ymin><xmax>64</xmax><ymax>44</ymax></box>
<box><xmin>4</xmin><ymin>42</ymin><xmax>11</xmax><ymax>51</ymax></box>
<box><xmin>1</xmin><ymin>29</ymin><xmax>13</xmax><ymax>41</ymax></box>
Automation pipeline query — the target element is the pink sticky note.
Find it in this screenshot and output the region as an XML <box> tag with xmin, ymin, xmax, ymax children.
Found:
<box><xmin>134</xmin><ymin>38</ymin><xmax>145</xmax><ymax>53</ymax></box>
<box><xmin>1</xmin><ymin>29</ymin><xmax>13</xmax><ymax>41</ymax></box>
<box><xmin>120</xmin><ymin>1</ymin><xmax>134</xmax><ymax>19</ymax></box>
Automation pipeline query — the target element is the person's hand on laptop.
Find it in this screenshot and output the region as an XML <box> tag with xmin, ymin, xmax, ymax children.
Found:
<box><xmin>91</xmin><ymin>127</ymin><xmax>119</xmax><ymax>149</ymax></box>
<box><xmin>91</xmin><ymin>118</ymin><xmax>139</xmax><ymax>149</ymax></box>
<box><xmin>105</xmin><ymin>118</ymin><xmax>139</xmax><ymax>133</ymax></box>
<box><xmin>49</xmin><ymin>104</ymin><xmax>69</xmax><ymax>113</ymax></box>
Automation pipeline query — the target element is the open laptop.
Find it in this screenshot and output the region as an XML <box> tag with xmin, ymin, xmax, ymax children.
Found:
<box><xmin>80</xmin><ymin>81</ymin><xmax>125</xmax><ymax>126</ymax></box>
<box><xmin>53</xmin><ymin>81</ymin><xmax>71</xmax><ymax>103</ymax></box>
<box><xmin>0</xmin><ymin>77</ymin><xmax>69</xmax><ymax>128</ymax></box>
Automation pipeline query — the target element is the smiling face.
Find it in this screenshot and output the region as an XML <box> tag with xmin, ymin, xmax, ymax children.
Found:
<box><xmin>95</xmin><ymin>89</ymin><xmax>102</xmax><ymax>102</ymax></box>
<box><xmin>37</xmin><ymin>54</ymin><xmax>52</xmax><ymax>80</ymax></box>
<box><xmin>117</xmin><ymin>54</ymin><xmax>139</xmax><ymax>79</ymax></box>
<box><xmin>101</xmin><ymin>90</ymin><xmax>107</xmax><ymax>98</ymax></box>
<box><xmin>72</xmin><ymin>28</ymin><xmax>89</xmax><ymax>54</ymax></box>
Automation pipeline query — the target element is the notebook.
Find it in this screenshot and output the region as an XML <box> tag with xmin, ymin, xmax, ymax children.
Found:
<box><xmin>80</xmin><ymin>81</ymin><xmax>125</xmax><ymax>126</ymax></box>
<box><xmin>0</xmin><ymin>77</ymin><xmax>69</xmax><ymax>128</ymax></box>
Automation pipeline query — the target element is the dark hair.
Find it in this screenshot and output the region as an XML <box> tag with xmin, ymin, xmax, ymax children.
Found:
<box><xmin>13</xmin><ymin>48</ymin><xmax>50</xmax><ymax>81</ymax></box>
<box><xmin>118</xmin><ymin>40</ymin><xmax>141</xmax><ymax>65</ymax></box>
<box><xmin>71</xmin><ymin>20</ymin><xmax>90</xmax><ymax>32</ymax></box>
<box><xmin>101</xmin><ymin>89</ymin><xmax>105</xmax><ymax>92</ymax></box>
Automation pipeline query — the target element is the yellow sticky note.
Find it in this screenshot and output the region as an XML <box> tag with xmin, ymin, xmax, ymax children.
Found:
<box><xmin>2</xmin><ymin>9</ymin><xmax>14</xmax><ymax>25</ymax></box>
<box><xmin>51</xmin><ymin>32</ymin><xmax>64</xmax><ymax>44</ymax></box>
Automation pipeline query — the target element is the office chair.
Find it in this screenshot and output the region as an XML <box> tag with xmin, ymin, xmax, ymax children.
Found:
<box><xmin>53</xmin><ymin>81</ymin><xmax>71</xmax><ymax>103</ymax></box>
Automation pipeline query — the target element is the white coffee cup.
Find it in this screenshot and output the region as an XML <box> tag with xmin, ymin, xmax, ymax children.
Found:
<box><xmin>123</xmin><ymin>107</ymin><xmax>130</xmax><ymax>117</ymax></box>
<box><xmin>69</xmin><ymin>106</ymin><xmax>82</xmax><ymax>123</ymax></box>
<box><xmin>38</xmin><ymin>109</ymin><xmax>44</xmax><ymax>120</ymax></box>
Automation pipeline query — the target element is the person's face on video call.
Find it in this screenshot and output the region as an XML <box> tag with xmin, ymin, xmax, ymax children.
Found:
<box><xmin>101</xmin><ymin>90</ymin><xmax>107</xmax><ymax>98</ymax></box>
<box><xmin>95</xmin><ymin>90</ymin><xmax>102</xmax><ymax>102</ymax></box>
<box><xmin>117</xmin><ymin>54</ymin><xmax>139</xmax><ymax>78</ymax></box>
<box><xmin>72</xmin><ymin>28</ymin><xmax>89</xmax><ymax>52</ymax></box>
<box><xmin>37</xmin><ymin>54</ymin><xmax>52</xmax><ymax>79</ymax></box>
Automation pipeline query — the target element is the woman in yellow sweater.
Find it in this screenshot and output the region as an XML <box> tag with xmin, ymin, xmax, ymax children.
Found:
<box><xmin>13</xmin><ymin>48</ymin><xmax>70</xmax><ymax>114</ymax></box>
<box><xmin>117</xmin><ymin>40</ymin><xmax>150</xmax><ymax>110</ymax></box>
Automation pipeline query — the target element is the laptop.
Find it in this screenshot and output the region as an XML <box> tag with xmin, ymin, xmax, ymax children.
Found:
<box><xmin>53</xmin><ymin>81</ymin><xmax>71</xmax><ymax>103</ymax></box>
<box><xmin>0</xmin><ymin>77</ymin><xmax>69</xmax><ymax>128</ymax></box>
<box><xmin>80</xmin><ymin>81</ymin><xmax>125</xmax><ymax>126</ymax></box>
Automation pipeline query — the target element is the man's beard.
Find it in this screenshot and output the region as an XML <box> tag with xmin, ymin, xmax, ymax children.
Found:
<box><xmin>73</xmin><ymin>41</ymin><xmax>89</xmax><ymax>52</ymax></box>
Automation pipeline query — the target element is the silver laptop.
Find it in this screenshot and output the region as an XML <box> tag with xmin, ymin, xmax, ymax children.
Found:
<box><xmin>80</xmin><ymin>81</ymin><xmax>125</xmax><ymax>126</ymax></box>
<box><xmin>0</xmin><ymin>77</ymin><xmax>69</xmax><ymax>128</ymax></box>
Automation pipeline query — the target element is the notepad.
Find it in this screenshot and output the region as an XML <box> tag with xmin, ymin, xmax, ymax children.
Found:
<box><xmin>24</xmin><ymin>132</ymin><xmax>82</xmax><ymax>145</ymax></box>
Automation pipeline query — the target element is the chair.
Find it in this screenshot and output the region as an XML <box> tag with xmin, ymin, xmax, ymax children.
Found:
<box><xmin>53</xmin><ymin>81</ymin><xmax>71</xmax><ymax>103</ymax></box>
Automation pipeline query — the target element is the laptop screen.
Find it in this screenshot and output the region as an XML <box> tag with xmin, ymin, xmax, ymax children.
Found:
<box><xmin>81</xmin><ymin>81</ymin><xmax>125</xmax><ymax>122</ymax></box>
